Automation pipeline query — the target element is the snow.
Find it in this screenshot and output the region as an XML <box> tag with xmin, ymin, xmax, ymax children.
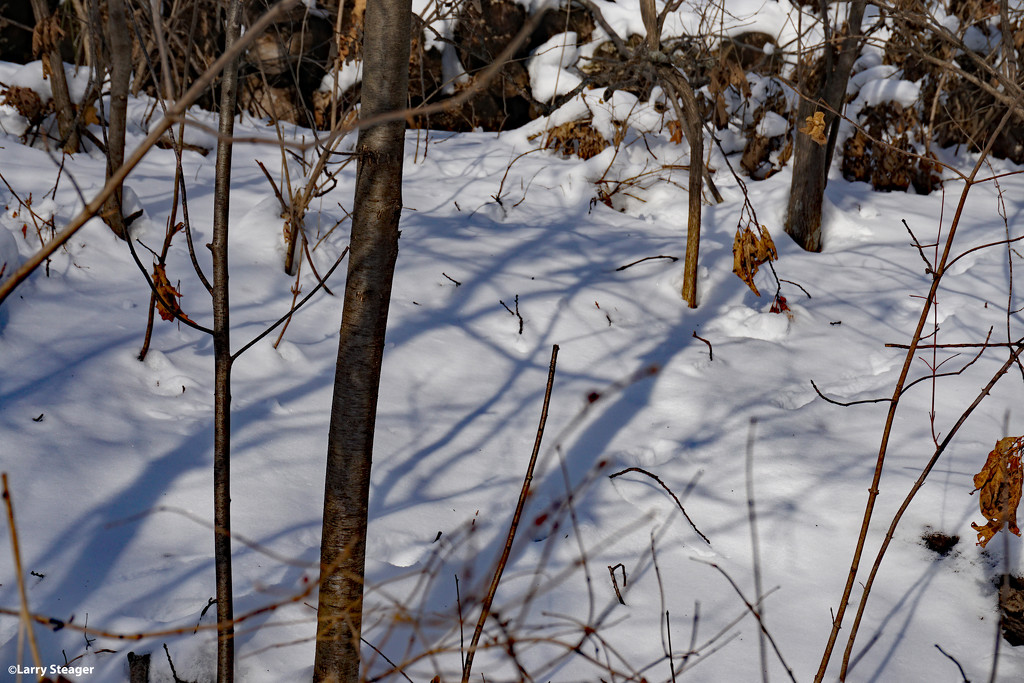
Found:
<box><xmin>6</xmin><ymin>61</ymin><xmax>92</xmax><ymax>104</ymax></box>
<box><xmin>854</xmin><ymin>77</ymin><xmax>921</xmax><ymax>109</ymax></box>
<box><xmin>528</xmin><ymin>32</ymin><xmax>582</xmax><ymax>103</ymax></box>
<box><xmin>756</xmin><ymin>111</ymin><xmax>789</xmax><ymax>138</ymax></box>
<box><xmin>1</xmin><ymin>3</ymin><xmax>1024</xmax><ymax>683</ymax></box>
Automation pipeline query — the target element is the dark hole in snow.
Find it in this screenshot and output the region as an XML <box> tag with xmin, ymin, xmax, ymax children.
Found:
<box><xmin>921</xmin><ymin>529</ymin><xmax>959</xmax><ymax>557</ymax></box>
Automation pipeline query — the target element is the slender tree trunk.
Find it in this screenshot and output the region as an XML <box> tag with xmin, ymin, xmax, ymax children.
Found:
<box><xmin>784</xmin><ymin>0</ymin><xmax>866</xmax><ymax>252</ymax></box>
<box><xmin>313</xmin><ymin>0</ymin><xmax>411</xmax><ymax>680</ymax></box>
<box><xmin>212</xmin><ymin>1</ymin><xmax>244</xmax><ymax>681</ymax></box>
<box><xmin>101</xmin><ymin>0</ymin><xmax>132</xmax><ymax>239</ymax></box>
<box><xmin>662</xmin><ymin>75</ymin><xmax>703</xmax><ymax>308</ymax></box>
<box><xmin>680</xmin><ymin>82</ymin><xmax>703</xmax><ymax>308</ymax></box>
<box><xmin>30</xmin><ymin>0</ymin><xmax>79</xmax><ymax>153</ymax></box>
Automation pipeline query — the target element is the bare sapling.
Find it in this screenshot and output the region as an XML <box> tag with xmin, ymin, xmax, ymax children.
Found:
<box><xmin>314</xmin><ymin>0</ymin><xmax>412</xmax><ymax>679</ymax></box>
<box><xmin>210</xmin><ymin>0</ymin><xmax>244</xmax><ymax>678</ymax></box>
<box><xmin>99</xmin><ymin>0</ymin><xmax>133</xmax><ymax>239</ymax></box>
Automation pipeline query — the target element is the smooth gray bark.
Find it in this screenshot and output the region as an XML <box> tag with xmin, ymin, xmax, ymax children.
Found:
<box><xmin>102</xmin><ymin>0</ymin><xmax>132</xmax><ymax>239</ymax></box>
<box><xmin>313</xmin><ymin>0</ymin><xmax>412</xmax><ymax>681</ymax></box>
<box><xmin>212</xmin><ymin>1</ymin><xmax>244</xmax><ymax>681</ymax></box>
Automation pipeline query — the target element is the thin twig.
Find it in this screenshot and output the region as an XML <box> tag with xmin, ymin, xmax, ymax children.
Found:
<box><xmin>230</xmin><ymin>246</ymin><xmax>348</xmax><ymax>361</ymax></box>
<box><xmin>360</xmin><ymin>637</ymin><xmax>415</xmax><ymax>683</ymax></box>
<box><xmin>885</xmin><ymin>341</ymin><xmax>1022</xmax><ymax>349</ymax></box>
<box><xmin>301</xmin><ymin>235</ymin><xmax>335</xmax><ymax>296</ymax></box>
<box><xmin>810</xmin><ymin>379</ymin><xmax>891</xmax><ymax>407</ymax></box>
<box><xmin>272</xmin><ymin>252</ymin><xmax>304</xmax><ymax>349</ymax></box>
<box><xmin>692</xmin><ymin>332</ymin><xmax>713</xmax><ymax>360</ymax></box>
<box><xmin>904</xmin><ymin>219</ymin><xmax>936</xmax><ymax>275</ymax></box>
<box><xmin>608</xmin><ymin>467</ymin><xmax>710</xmax><ymax>544</ymax></box>
<box><xmin>615</xmin><ymin>255</ymin><xmax>679</xmax><ymax>271</ymax></box>
<box><xmin>746</xmin><ymin>419</ymin><xmax>769</xmax><ymax>683</ymax></box>
<box><xmin>462</xmin><ymin>345</ymin><xmax>560</xmax><ymax>683</ymax></box>
<box><xmin>934</xmin><ymin>644</ymin><xmax>970</xmax><ymax>683</ymax></box>
<box><xmin>3</xmin><ymin>473</ymin><xmax>43</xmax><ymax>671</ymax></box>
<box><xmin>456</xmin><ymin>574</ymin><xmax>465</xmax><ymax>672</ymax></box>
<box><xmin>608</xmin><ymin>564</ymin><xmax>626</xmax><ymax>605</ymax></box>
<box><xmin>667</xmin><ymin>610</ymin><xmax>677</xmax><ymax>683</ymax></box>
<box><xmin>778</xmin><ymin>279</ymin><xmax>811</xmax><ymax>298</ymax></box>
<box><xmin>694</xmin><ymin>559</ymin><xmax>798</xmax><ymax>683</ymax></box>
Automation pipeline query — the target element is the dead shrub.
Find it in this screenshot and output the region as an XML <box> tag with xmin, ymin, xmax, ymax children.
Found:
<box><xmin>841</xmin><ymin>102</ymin><xmax>940</xmax><ymax>193</ymax></box>
<box><xmin>741</xmin><ymin>85</ymin><xmax>790</xmax><ymax>179</ymax></box>
<box><xmin>2</xmin><ymin>86</ymin><xmax>48</xmax><ymax>128</ymax></box>
<box><xmin>883</xmin><ymin>0</ymin><xmax>1024</xmax><ymax>163</ymax></box>
<box><xmin>542</xmin><ymin>119</ymin><xmax>608</xmax><ymax>159</ymax></box>
<box><xmin>717</xmin><ymin>32</ymin><xmax>780</xmax><ymax>77</ymax></box>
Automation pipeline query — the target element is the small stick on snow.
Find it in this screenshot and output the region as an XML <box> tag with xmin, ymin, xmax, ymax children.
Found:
<box><xmin>609</xmin><ymin>467</ymin><xmax>710</xmax><ymax>544</ymax></box>
<box><xmin>615</xmin><ymin>255</ymin><xmax>679</xmax><ymax>271</ymax></box>
<box><xmin>692</xmin><ymin>332</ymin><xmax>713</xmax><ymax>361</ymax></box>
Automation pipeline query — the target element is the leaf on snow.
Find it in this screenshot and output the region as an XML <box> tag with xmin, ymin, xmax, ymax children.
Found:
<box><xmin>970</xmin><ymin>436</ymin><xmax>1024</xmax><ymax>547</ymax></box>
<box><xmin>732</xmin><ymin>223</ymin><xmax>777</xmax><ymax>297</ymax></box>
<box><xmin>152</xmin><ymin>263</ymin><xmax>193</xmax><ymax>323</ymax></box>
<box><xmin>800</xmin><ymin>111</ymin><xmax>828</xmax><ymax>145</ymax></box>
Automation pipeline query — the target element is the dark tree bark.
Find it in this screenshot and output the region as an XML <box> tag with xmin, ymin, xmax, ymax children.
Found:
<box><xmin>784</xmin><ymin>0</ymin><xmax>866</xmax><ymax>252</ymax></box>
<box><xmin>101</xmin><ymin>0</ymin><xmax>132</xmax><ymax>239</ymax></box>
<box><xmin>29</xmin><ymin>0</ymin><xmax>79</xmax><ymax>153</ymax></box>
<box><xmin>675</xmin><ymin>78</ymin><xmax>703</xmax><ymax>308</ymax></box>
<box><xmin>212</xmin><ymin>1</ymin><xmax>244</xmax><ymax>681</ymax></box>
<box><xmin>313</xmin><ymin>0</ymin><xmax>412</xmax><ymax>681</ymax></box>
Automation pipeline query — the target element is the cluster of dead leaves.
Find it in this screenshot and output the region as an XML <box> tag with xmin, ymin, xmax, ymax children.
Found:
<box><xmin>732</xmin><ymin>223</ymin><xmax>777</xmax><ymax>297</ymax></box>
<box><xmin>840</xmin><ymin>102</ymin><xmax>941</xmax><ymax>194</ymax></box>
<box><xmin>2</xmin><ymin>87</ymin><xmax>47</xmax><ymax>126</ymax></box>
<box><xmin>971</xmin><ymin>436</ymin><xmax>1024</xmax><ymax>547</ymax></box>
<box><xmin>541</xmin><ymin>119</ymin><xmax>608</xmax><ymax>160</ymax></box>
<box><xmin>707</xmin><ymin>61</ymin><xmax>750</xmax><ymax>129</ymax></box>
<box><xmin>31</xmin><ymin>15</ymin><xmax>63</xmax><ymax>64</ymax></box>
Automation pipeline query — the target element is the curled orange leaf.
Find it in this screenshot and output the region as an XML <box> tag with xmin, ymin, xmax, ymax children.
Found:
<box><xmin>971</xmin><ymin>436</ymin><xmax>1024</xmax><ymax>547</ymax></box>
<box><xmin>800</xmin><ymin>111</ymin><xmax>828</xmax><ymax>145</ymax></box>
<box><xmin>152</xmin><ymin>263</ymin><xmax>194</xmax><ymax>323</ymax></box>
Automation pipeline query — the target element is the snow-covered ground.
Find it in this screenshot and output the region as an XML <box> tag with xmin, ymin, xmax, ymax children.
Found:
<box><xmin>1</xmin><ymin>1</ymin><xmax>1024</xmax><ymax>681</ymax></box>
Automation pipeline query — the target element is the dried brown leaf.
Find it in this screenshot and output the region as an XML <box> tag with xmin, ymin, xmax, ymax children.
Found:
<box><xmin>666</xmin><ymin>119</ymin><xmax>684</xmax><ymax>145</ymax></box>
<box><xmin>971</xmin><ymin>436</ymin><xmax>1024</xmax><ymax>547</ymax></box>
<box><xmin>732</xmin><ymin>224</ymin><xmax>777</xmax><ymax>296</ymax></box>
<box><xmin>80</xmin><ymin>104</ymin><xmax>100</xmax><ymax>127</ymax></box>
<box><xmin>152</xmin><ymin>263</ymin><xmax>193</xmax><ymax>323</ymax></box>
<box><xmin>800</xmin><ymin>111</ymin><xmax>828</xmax><ymax>145</ymax></box>
<box><xmin>2</xmin><ymin>86</ymin><xmax>47</xmax><ymax>125</ymax></box>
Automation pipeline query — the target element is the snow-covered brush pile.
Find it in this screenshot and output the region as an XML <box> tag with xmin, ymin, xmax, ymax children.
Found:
<box><xmin>312</xmin><ymin>0</ymin><xmax>1024</xmax><ymax>191</ymax></box>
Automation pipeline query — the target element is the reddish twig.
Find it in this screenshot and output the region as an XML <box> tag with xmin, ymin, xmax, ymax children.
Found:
<box><xmin>462</xmin><ymin>345</ymin><xmax>560</xmax><ymax>683</ymax></box>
